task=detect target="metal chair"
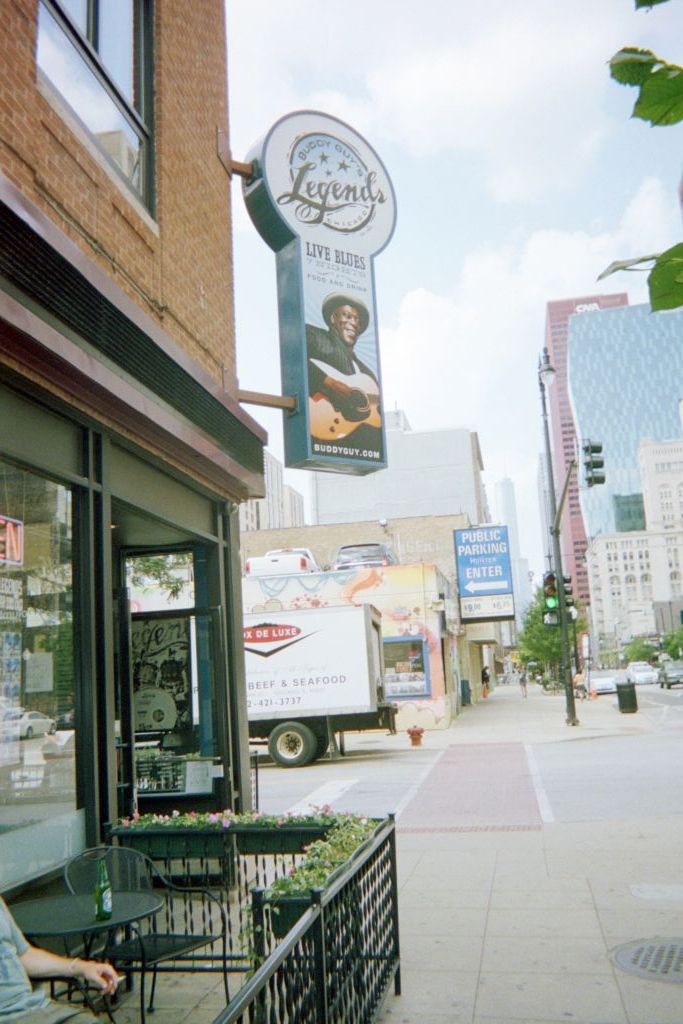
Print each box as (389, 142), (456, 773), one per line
(63, 846), (229, 1024)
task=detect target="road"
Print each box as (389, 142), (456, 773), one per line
(252, 683), (683, 827)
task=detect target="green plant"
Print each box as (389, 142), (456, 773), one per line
(117, 805), (363, 832)
(267, 816), (377, 900)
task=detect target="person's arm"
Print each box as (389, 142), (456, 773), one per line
(19, 946), (119, 995)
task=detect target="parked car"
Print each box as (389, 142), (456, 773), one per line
(625, 661), (658, 685)
(659, 661), (683, 689)
(332, 542), (398, 571)
(12, 710), (57, 739)
(590, 670), (619, 695)
(245, 548), (320, 577)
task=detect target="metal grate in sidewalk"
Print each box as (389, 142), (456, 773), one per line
(613, 939), (683, 982)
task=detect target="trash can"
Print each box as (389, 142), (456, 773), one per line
(460, 679), (471, 706)
(616, 681), (638, 714)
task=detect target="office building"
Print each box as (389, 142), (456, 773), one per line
(312, 412), (489, 527)
(493, 477), (532, 630)
(238, 452), (305, 532)
(568, 303), (683, 540)
(544, 293), (629, 606)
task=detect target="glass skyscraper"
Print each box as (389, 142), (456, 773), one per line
(568, 303), (683, 540)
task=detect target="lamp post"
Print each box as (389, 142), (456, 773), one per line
(538, 347), (578, 726)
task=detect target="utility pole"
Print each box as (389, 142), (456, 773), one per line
(538, 348), (579, 726)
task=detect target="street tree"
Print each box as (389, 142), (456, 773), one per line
(660, 626), (683, 659)
(623, 637), (658, 662)
(599, 0), (683, 310)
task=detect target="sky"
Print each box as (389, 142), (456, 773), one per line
(225, 0), (683, 580)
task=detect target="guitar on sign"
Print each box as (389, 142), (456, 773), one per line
(308, 358), (381, 440)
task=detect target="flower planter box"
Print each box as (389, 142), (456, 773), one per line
(232, 824), (332, 855)
(268, 896), (311, 939)
(111, 826), (234, 861)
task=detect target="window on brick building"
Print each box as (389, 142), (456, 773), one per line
(36, 0), (154, 211)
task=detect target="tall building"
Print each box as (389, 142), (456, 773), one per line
(493, 477), (532, 630)
(568, 304), (683, 539)
(312, 412), (489, 527)
(239, 451), (305, 531)
(585, 431), (683, 648)
(0, 1), (265, 891)
(544, 293), (629, 605)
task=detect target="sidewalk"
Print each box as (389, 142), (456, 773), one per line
(111, 684), (682, 1023)
(378, 683), (683, 1024)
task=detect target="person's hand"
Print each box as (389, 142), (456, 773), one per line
(78, 960), (120, 995)
(323, 376), (355, 398)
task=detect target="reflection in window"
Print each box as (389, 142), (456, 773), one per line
(36, 0), (153, 208)
(0, 460), (80, 889)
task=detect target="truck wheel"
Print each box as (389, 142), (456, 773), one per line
(268, 722), (317, 767)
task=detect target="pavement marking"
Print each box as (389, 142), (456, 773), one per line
(285, 778), (359, 815)
(631, 884), (683, 902)
(394, 749), (446, 821)
(524, 744), (554, 823)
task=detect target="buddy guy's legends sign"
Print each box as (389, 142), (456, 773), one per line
(243, 110), (396, 474)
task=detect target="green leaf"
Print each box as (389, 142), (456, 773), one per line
(648, 243), (683, 310)
(609, 47), (660, 85)
(635, 0), (673, 8)
(633, 64), (683, 124)
(597, 254), (660, 280)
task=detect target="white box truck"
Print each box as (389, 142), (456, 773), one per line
(243, 604), (396, 766)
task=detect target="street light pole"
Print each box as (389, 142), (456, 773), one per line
(538, 347), (579, 726)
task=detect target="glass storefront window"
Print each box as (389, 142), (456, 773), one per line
(383, 637), (430, 698)
(0, 461), (83, 889)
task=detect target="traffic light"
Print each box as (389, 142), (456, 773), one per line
(543, 572), (558, 610)
(583, 439), (605, 487)
(563, 575), (574, 607)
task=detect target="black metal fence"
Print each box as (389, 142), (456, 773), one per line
(211, 817), (401, 1024)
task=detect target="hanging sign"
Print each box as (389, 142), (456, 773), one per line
(454, 526), (516, 623)
(243, 110), (396, 474)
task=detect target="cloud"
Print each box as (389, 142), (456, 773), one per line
(228, 0), (683, 203)
(379, 176), (679, 564)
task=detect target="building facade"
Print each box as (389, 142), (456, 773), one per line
(568, 304), (683, 540)
(585, 432), (683, 651)
(493, 477), (532, 632)
(544, 293), (629, 606)
(311, 411), (489, 527)
(238, 451), (305, 532)
(0, 1), (265, 891)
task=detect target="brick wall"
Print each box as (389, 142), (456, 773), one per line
(239, 513), (472, 587)
(1, 0), (237, 390)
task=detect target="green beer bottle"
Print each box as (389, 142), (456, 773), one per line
(94, 857), (113, 921)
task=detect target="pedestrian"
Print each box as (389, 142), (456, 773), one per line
(0, 894), (119, 1022)
(481, 666), (489, 697)
(573, 669), (588, 701)
(519, 669), (528, 698)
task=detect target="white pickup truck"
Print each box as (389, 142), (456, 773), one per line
(244, 548), (319, 577)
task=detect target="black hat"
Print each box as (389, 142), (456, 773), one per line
(322, 293), (370, 336)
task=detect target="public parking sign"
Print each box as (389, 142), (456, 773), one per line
(454, 526), (515, 623)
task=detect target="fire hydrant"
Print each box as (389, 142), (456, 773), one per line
(407, 725), (424, 747)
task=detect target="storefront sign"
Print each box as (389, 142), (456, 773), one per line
(454, 526), (516, 623)
(243, 110), (396, 474)
(0, 515), (23, 566)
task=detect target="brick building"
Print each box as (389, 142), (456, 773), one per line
(0, 1), (265, 891)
